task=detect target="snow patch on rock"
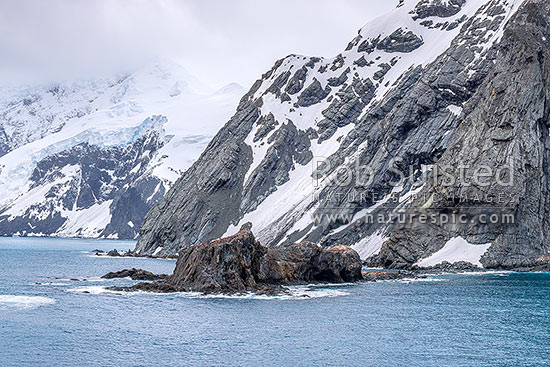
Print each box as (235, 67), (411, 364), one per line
(415, 236), (491, 267)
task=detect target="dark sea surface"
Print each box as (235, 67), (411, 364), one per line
(1, 237), (549, 367)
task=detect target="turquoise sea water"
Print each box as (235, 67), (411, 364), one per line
(1, 237), (550, 367)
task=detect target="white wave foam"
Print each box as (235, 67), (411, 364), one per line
(397, 277), (449, 283)
(54, 277), (109, 283)
(459, 271), (514, 276)
(187, 286), (350, 300)
(65, 285), (350, 300)
(306, 282), (356, 288)
(0, 295), (55, 309)
(87, 254), (176, 261)
(66, 286), (122, 295)
(375, 276), (449, 284)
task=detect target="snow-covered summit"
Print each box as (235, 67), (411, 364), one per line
(0, 59), (244, 238)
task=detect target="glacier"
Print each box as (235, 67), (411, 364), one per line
(0, 59), (244, 239)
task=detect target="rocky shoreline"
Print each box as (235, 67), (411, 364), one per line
(101, 268), (169, 281)
(104, 229), (366, 295)
(92, 249), (178, 259)
(100, 230), (550, 296)
(370, 260), (550, 274)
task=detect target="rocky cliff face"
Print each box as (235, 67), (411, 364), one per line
(375, 0), (550, 269)
(136, 0), (531, 269)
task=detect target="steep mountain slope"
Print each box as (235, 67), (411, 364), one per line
(0, 60), (244, 238)
(375, 0), (550, 268)
(136, 0), (529, 266)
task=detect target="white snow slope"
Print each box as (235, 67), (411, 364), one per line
(0, 59), (244, 238)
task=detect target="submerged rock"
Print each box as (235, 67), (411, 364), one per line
(114, 281), (178, 293)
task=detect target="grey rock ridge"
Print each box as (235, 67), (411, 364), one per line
(111, 230), (362, 294)
(135, 0), (550, 269)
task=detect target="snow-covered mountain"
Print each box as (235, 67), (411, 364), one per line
(136, 0), (550, 270)
(0, 59), (244, 238)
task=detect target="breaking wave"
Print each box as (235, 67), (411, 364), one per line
(0, 295), (56, 309)
(66, 284), (351, 300)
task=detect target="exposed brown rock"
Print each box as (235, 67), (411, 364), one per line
(170, 230), (266, 293)
(110, 230), (363, 294)
(260, 242), (362, 284)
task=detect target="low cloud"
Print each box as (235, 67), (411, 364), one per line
(0, 0), (395, 87)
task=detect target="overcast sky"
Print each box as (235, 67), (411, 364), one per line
(0, 0), (396, 89)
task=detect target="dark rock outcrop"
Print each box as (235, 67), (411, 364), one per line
(172, 230), (362, 293)
(261, 243), (362, 284)
(296, 79), (331, 107)
(106, 249), (121, 257)
(170, 230), (267, 292)
(101, 268), (169, 281)
(376, 29), (424, 53)
(117, 230), (362, 294)
(411, 0), (466, 20)
(373, 63), (392, 81)
(358, 37), (380, 54)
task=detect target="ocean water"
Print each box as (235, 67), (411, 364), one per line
(1, 237), (550, 367)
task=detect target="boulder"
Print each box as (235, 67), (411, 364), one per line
(260, 242), (362, 283)
(319, 245), (364, 282)
(170, 230), (266, 293)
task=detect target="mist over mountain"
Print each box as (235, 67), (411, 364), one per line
(0, 59), (244, 238)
